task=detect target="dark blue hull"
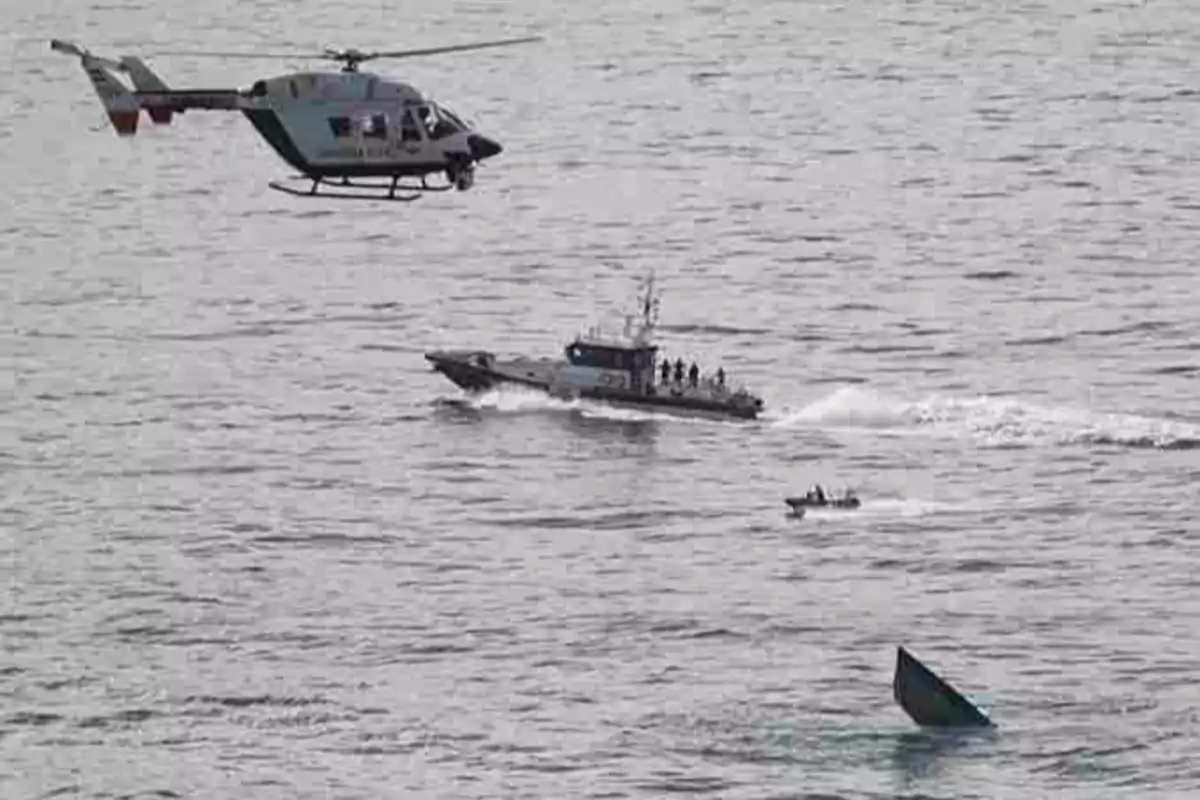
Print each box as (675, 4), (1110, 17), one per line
(892, 646), (993, 728)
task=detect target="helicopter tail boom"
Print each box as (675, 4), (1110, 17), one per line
(53, 39), (244, 136)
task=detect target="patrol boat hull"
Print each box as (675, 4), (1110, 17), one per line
(425, 272), (766, 422)
(425, 349), (763, 420)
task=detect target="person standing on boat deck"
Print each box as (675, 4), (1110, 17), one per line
(716, 367), (726, 390)
(673, 358), (685, 384)
(660, 358), (671, 385)
(688, 362), (699, 388)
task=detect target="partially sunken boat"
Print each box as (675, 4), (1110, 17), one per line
(424, 273), (765, 420)
(892, 646), (994, 728)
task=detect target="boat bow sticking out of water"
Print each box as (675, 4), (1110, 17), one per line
(893, 646), (994, 728)
(424, 273), (766, 420)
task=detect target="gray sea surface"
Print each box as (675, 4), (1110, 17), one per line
(3, 0), (1200, 797)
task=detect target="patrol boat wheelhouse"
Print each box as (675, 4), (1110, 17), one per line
(424, 274), (765, 420)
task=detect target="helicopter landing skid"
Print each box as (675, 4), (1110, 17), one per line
(267, 175), (455, 202)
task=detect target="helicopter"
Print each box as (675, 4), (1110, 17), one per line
(50, 35), (541, 201)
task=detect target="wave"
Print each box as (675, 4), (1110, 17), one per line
(432, 384), (1199, 451)
(769, 386), (1199, 451)
(433, 386), (732, 427)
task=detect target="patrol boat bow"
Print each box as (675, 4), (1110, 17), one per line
(424, 274), (765, 420)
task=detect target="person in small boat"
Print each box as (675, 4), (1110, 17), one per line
(674, 358), (685, 384)
(688, 362), (699, 387)
(808, 485), (826, 504)
(716, 367), (725, 390)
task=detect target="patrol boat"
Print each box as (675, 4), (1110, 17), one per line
(424, 273), (765, 420)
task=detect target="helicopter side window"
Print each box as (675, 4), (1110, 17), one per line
(327, 116), (352, 137)
(361, 113), (388, 140)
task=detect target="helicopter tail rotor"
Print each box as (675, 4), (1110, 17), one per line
(51, 39), (141, 133)
(50, 38), (88, 58)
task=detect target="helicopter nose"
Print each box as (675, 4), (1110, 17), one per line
(467, 134), (503, 161)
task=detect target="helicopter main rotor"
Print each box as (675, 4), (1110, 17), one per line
(159, 35), (542, 73)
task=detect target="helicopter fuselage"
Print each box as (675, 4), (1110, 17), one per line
(54, 38), (509, 199)
(234, 70), (501, 183)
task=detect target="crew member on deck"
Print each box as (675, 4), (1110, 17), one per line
(660, 359), (671, 384)
(674, 358), (685, 384)
(716, 367), (726, 389)
(688, 362), (699, 387)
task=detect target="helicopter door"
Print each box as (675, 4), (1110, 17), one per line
(356, 112), (389, 158)
(398, 109), (424, 156)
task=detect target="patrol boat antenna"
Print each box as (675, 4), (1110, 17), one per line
(624, 271), (661, 345)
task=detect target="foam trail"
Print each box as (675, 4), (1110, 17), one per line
(768, 386), (913, 430)
(916, 394), (1200, 450)
(574, 402), (749, 427)
(772, 385), (1200, 450)
(830, 496), (954, 518)
(444, 386), (738, 428)
(459, 386), (581, 414)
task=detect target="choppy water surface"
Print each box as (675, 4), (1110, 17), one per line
(3, 0), (1199, 797)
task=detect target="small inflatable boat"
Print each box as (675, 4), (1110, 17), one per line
(784, 486), (861, 511)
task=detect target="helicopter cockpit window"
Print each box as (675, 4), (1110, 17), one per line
(437, 105), (469, 132)
(424, 105), (461, 140)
